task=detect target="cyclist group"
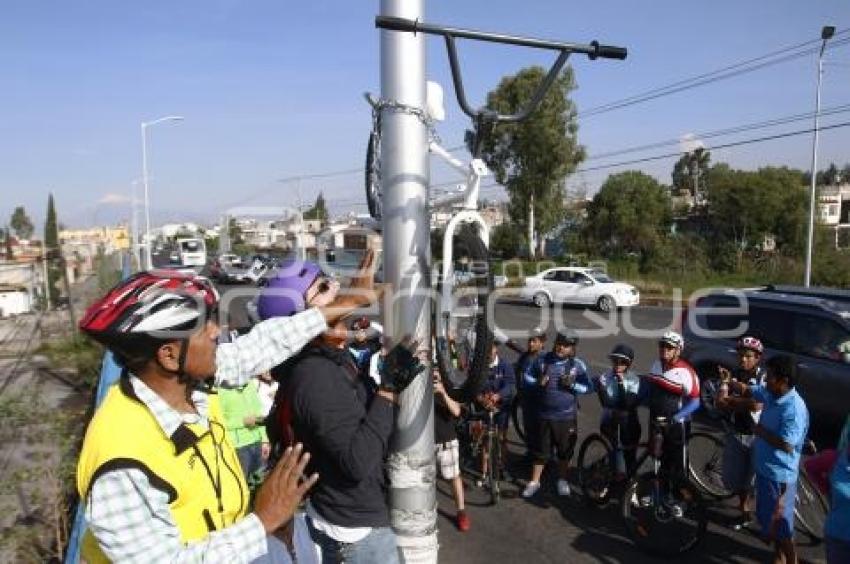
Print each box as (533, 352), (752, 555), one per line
(72, 250), (849, 563)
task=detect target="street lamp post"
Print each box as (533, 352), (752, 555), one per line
(141, 115), (184, 270)
(804, 26), (835, 287)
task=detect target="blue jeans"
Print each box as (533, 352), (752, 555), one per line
(306, 516), (399, 564)
(237, 442), (264, 481)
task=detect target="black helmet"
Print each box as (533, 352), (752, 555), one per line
(608, 343), (635, 364)
(554, 329), (579, 346)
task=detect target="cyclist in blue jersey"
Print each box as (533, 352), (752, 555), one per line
(513, 329), (547, 459)
(523, 330), (592, 498)
(593, 344), (642, 479)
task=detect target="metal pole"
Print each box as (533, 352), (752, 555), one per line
(380, 0), (438, 561)
(130, 180), (139, 271)
(804, 43), (826, 287)
(141, 123), (152, 270)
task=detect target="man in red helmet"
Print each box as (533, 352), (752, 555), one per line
(76, 251), (380, 563)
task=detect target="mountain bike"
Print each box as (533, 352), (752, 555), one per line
(577, 411), (640, 506)
(457, 407), (506, 505)
(367, 16), (626, 397)
(621, 416), (707, 557)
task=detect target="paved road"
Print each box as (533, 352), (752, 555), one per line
(210, 282), (826, 563)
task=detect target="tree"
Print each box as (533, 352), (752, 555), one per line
(10, 206), (34, 240)
(45, 194), (58, 248)
(303, 193), (329, 222)
(489, 223), (525, 259)
(671, 148), (711, 200)
(582, 171), (672, 259)
(43, 194), (62, 306)
(474, 66), (585, 258)
(1, 227), (12, 260)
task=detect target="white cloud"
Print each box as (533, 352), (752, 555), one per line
(678, 133), (705, 154)
(98, 193), (131, 205)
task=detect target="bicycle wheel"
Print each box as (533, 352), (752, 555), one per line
(687, 432), (735, 500)
(578, 433), (615, 506)
(434, 228), (493, 400)
(622, 473), (707, 557)
(489, 432), (502, 505)
(511, 396), (525, 442)
(794, 469), (828, 542)
(364, 130), (382, 220)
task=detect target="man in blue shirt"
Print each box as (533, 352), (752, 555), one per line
(523, 330), (592, 499)
(723, 354), (808, 564)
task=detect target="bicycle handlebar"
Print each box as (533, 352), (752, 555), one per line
(376, 17), (626, 59)
(375, 16), (627, 128)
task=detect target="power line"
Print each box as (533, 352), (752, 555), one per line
(579, 31), (850, 118)
(589, 103), (850, 160)
(576, 120), (850, 174)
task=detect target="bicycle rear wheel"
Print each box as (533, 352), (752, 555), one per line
(434, 228), (493, 400)
(687, 432), (735, 500)
(794, 469), (828, 542)
(578, 433), (615, 506)
(622, 473), (707, 557)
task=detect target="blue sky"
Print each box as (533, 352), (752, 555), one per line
(2, 1), (849, 231)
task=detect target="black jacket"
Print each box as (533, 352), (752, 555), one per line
(282, 344), (395, 528)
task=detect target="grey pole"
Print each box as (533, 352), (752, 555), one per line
(804, 27), (834, 287)
(379, 0), (438, 561)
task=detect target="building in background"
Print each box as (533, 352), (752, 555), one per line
(818, 183), (850, 248)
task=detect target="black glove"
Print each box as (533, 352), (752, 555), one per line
(379, 342), (426, 393)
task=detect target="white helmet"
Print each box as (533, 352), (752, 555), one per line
(659, 331), (684, 349)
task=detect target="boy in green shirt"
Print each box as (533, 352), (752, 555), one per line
(220, 378), (270, 483)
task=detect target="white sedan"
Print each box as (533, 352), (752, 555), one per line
(519, 267), (639, 312)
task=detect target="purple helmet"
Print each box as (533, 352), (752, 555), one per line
(257, 260), (323, 319)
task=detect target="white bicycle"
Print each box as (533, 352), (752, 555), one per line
(366, 16), (626, 396)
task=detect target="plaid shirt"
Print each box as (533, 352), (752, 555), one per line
(85, 309), (327, 563)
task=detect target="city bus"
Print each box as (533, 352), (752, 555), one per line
(176, 238), (207, 267)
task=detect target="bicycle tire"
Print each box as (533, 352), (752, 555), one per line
(794, 469), (828, 542)
(364, 130), (382, 220)
(511, 396), (525, 442)
(687, 432), (735, 500)
(622, 473), (707, 557)
(489, 432), (502, 505)
(434, 229), (494, 400)
(578, 433), (615, 506)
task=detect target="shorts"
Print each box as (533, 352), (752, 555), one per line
(722, 433), (755, 493)
(534, 418), (577, 462)
(755, 474), (797, 541)
(436, 439), (460, 480)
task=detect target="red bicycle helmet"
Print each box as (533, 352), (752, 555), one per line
(737, 335), (764, 354)
(79, 270), (219, 363)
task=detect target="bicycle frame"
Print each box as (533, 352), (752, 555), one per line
(430, 139), (490, 327)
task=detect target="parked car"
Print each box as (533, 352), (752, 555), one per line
(519, 266), (639, 311)
(682, 285), (850, 444)
(210, 254), (244, 281)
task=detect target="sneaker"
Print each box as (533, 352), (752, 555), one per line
(456, 510), (471, 532)
(522, 481), (541, 498)
(557, 479), (571, 497)
(664, 496), (684, 518)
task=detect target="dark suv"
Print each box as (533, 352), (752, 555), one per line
(683, 286), (850, 444)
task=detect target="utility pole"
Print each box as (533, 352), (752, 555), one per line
(380, 0), (438, 561)
(804, 26), (835, 287)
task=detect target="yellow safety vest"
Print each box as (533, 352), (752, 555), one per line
(77, 377), (249, 563)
